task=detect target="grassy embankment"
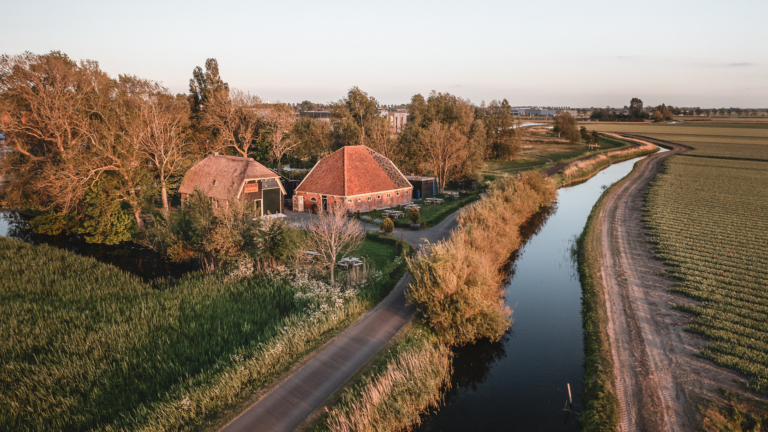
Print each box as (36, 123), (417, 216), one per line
(574, 161), (652, 431)
(311, 172), (557, 431)
(481, 136), (628, 177)
(0, 235), (408, 432)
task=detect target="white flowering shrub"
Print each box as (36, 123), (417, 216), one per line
(360, 215), (372, 222)
(373, 218), (383, 225)
(229, 257), (255, 278)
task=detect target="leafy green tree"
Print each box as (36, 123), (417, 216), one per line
(78, 176), (141, 244)
(629, 98), (645, 120)
(483, 99), (520, 160)
(381, 218), (394, 234)
(554, 111), (580, 144)
(329, 86), (380, 148)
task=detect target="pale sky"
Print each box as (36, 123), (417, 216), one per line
(5, 0), (767, 107)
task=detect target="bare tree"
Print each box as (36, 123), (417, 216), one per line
(304, 202), (365, 285)
(136, 86), (191, 219)
(367, 117), (401, 165)
(419, 121), (468, 193)
(205, 89), (262, 157)
(264, 103), (298, 172)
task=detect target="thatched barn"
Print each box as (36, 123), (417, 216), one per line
(179, 155), (285, 215)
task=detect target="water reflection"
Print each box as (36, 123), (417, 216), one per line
(417, 156), (649, 432)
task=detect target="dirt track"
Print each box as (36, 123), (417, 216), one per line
(592, 136), (745, 431)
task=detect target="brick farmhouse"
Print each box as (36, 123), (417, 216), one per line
(293, 145), (412, 213)
(179, 154), (285, 215)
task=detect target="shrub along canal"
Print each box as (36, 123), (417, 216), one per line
(415, 155), (653, 431)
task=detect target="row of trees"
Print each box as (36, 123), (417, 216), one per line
(0, 51), (528, 243)
(326, 88), (521, 192)
(0, 52), (327, 243)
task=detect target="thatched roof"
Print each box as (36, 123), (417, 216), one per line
(179, 155), (280, 200)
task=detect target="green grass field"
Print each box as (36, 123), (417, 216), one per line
(0, 235), (406, 432)
(360, 187), (485, 228)
(644, 157), (768, 395)
(481, 136), (629, 177)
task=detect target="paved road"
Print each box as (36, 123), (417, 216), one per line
(223, 139), (650, 431)
(220, 274), (415, 432)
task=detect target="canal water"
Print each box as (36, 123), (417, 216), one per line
(415, 155), (653, 431)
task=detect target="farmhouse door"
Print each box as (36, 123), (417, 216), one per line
(263, 188), (281, 215)
(254, 200), (262, 217)
(297, 196), (304, 212)
(322, 196), (328, 212)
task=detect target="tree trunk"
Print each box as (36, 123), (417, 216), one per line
(329, 262), (335, 285)
(161, 181), (170, 220)
(133, 208), (145, 231)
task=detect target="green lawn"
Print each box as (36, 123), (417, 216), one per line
(358, 187), (485, 228)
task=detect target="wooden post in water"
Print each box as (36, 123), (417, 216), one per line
(567, 383), (572, 407)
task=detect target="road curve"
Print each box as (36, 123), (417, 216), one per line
(220, 274), (415, 432)
(592, 135), (695, 431)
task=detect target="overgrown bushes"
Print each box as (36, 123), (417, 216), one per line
(406, 172), (557, 346)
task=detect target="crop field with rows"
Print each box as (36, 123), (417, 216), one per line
(644, 156), (768, 394)
(583, 122), (768, 160)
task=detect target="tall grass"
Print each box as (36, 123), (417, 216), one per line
(406, 172), (557, 346)
(0, 235), (408, 432)
(324, 327), (451, 432)
(562, 135), (658, 182)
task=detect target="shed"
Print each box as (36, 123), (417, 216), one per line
(406, 176), (435, 199)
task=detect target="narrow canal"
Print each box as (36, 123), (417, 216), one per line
(415, 155), (654, 431)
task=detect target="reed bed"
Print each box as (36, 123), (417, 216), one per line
(406, 172), (557, 346)
(561, 135), (658, 182)
(325, 328), (451, 432)
(0, 236), (407, 432)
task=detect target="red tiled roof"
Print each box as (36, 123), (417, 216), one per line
(297, 146), (411, 196)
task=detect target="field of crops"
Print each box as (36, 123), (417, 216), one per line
(644, 157), (768, 394)
(583, 122), (768, 160)
(0, 236), (406, 431)
(582, 123), (768, 139)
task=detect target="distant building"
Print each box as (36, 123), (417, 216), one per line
(299, 111), (331, 122)
(179, 154), (286, 216)
(293, 145), (412, 213)
(378, 109), (408, 133)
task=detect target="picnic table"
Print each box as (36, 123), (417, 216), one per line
(403, 203), (420, 210)
(424, 198), (444, 205)
(444, 191), (459, 199)
(338, 257), (363, 269)
(386, 211), (405, 219)
(302, 250), (319, 261)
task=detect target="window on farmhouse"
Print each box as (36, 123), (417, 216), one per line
(396, 192), (400, 196)
(387, 193), (391, 198)
(347, 199), (352, 203)
(405, 190), (409, 195)
(310, 197), (317, 202)
(377, 195), (381, 200)
(367, 197), (372, 201)
(358, 198), (362, 202)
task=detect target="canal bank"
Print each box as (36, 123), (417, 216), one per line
(412, 155), (655, 432)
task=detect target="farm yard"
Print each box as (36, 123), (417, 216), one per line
(644, 156), (768, 395)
